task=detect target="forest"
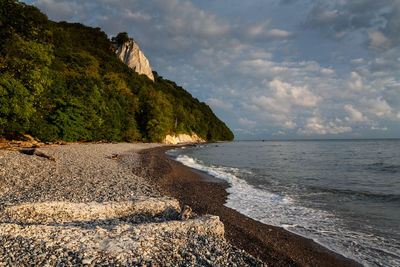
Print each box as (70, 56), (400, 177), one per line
(0, 0), (234, 142)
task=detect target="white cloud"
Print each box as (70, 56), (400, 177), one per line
(123, 10), (151, 22)
(304, 0), (400, 50)
(321, 68), (335, 75)
(298, 116), (352, 135)
(397, 112), (400, 119)
(320, 9), (339, 21)
(371, 126), (388, 131)
(248, 19), (270, 37)
(351, 58), (365, 64)
(234, 128), (254, 135)
(251, 96), (290, 114)
(362, 97), (392, 118)
(155, 0), (231, 38)
(269, 79), (321, 107)
(207, 98), (233, 110)
(347, 72), (363, 91)
(344, 104), (368, 122)
(238, 118), (257, 128)
(368, 30), (391, 50)
(283, 120), (297, 129)
(267, 29), (292, 38)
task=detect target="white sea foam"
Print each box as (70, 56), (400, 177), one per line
(172, 153), (400, 267)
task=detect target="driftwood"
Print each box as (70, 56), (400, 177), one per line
(20, 148), (56, 162)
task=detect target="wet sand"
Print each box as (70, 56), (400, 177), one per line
(134, 146), (362, 267)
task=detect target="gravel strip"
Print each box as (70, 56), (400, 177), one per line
(0, 143), (161, 205)
(0, 143), (264, 266)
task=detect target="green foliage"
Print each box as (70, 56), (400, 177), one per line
(0, 0), (234, 142)
(143, 90), (174, 142)
(0, 73), (33, 134)
(112, 32), (130, 45)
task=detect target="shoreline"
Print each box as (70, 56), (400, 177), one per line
(134, 145), (362, 267)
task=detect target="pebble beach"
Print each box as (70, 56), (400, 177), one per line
(0, 143), (262, 266)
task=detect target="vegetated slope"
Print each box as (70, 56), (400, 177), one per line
(0, 0), (234, 142)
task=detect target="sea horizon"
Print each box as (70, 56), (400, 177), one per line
(234, 137), (400, 142)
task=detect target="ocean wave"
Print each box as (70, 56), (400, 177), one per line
(366, 162), (400, 173)
(307, 186), (400, 203)
(171, 152), (400, 267)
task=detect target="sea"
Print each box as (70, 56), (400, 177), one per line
(167, 140), (400, 267)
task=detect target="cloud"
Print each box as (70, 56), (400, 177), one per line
(371, 126), (388, 131)
(238, 118), (257, 128)
(34, 0), (74, 20)
(344, 105), (368, 122)
(123, 10), (151, 22)
(249, 51), (273, 60)
(157, 0), (231, 38)
(303, 0), (400, 50)
(269, 79), (321, 107)
(368, 30), (391, 50)
(267, 29), (292, 38)
(250, 96), (290, 114)
(298, 116), (352, 135)
(246, 19), (292, 39)
(207, 98), (233, 110)
(248, 19), (270, 37)
(347, 72), (363, 91)
(351, 58), (365, 64)
(362, 97), (392, 117)
(282, 120), (297, 129)
(303, 3), (345, 39)
(321, 68), (335, 75)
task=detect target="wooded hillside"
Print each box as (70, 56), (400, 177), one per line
(0, 0), (234, 142)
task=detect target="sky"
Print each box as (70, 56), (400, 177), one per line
(22, 0), (400, 140)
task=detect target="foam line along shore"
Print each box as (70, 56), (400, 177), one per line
(166, 140), (400, 267)
(134, 145), (361, 267)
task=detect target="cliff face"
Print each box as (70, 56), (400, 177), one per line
(116, 39), (155, 81)
(164, 133), (206, 144)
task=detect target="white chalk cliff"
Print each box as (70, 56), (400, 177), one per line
(164, 133), (206, 144)
(115, 39), (154, 81)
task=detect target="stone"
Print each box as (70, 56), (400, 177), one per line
(109, 154), (119, 160)
(179, 205), (192, 221)
(82, 258), (92, 265)
(115, 39), (154, 81)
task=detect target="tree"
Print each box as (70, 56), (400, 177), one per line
(144, 90), (174, 142)
(112, 32), (129, 45)
(0, 74), (34, 134)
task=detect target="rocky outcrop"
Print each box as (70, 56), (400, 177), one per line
(3, 197), (181, 224)
(0, 199), (228, 265)
(164, 133), (206, 144)
(115, 39), (155, 81)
